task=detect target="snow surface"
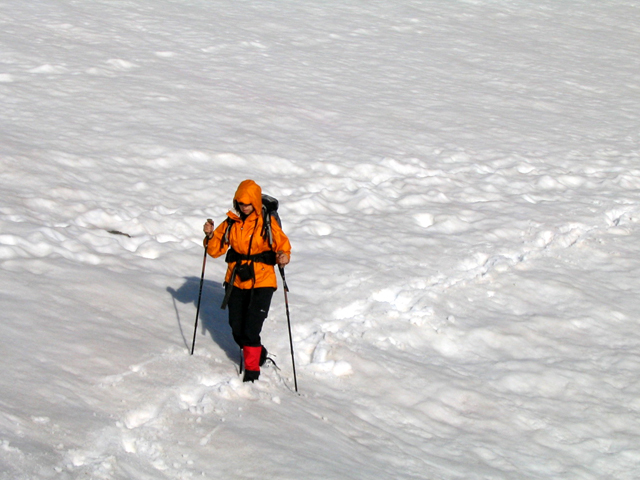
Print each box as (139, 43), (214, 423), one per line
(1, 0), (640, 478)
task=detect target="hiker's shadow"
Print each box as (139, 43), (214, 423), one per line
(167, 277), (239, 362)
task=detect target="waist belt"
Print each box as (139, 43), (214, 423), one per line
(224, 248), (276, 266)
(221, 248), (276, 310)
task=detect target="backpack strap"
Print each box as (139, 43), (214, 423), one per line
(220, 218), (260, 310)
(219, 217), (236, 310)
(261, 206), (274, 249)
(221, 217), (234, 248)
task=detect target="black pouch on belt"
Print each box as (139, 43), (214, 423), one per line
(235, 262), (254, 282)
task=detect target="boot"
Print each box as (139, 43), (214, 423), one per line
(243, 369), (260, 382)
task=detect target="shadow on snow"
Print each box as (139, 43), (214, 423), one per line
(167, 277), (239, 364)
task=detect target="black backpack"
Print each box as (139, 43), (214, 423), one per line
(260, 194), (281, 249)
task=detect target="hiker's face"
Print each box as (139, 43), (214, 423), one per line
(238, 202), (254, 215)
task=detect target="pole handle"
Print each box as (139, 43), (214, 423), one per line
(205, 219), (214, 239)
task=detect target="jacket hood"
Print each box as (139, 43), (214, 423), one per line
(233, 179), (262, 215)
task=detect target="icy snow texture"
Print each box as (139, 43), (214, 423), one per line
(1, 0), (640, 479)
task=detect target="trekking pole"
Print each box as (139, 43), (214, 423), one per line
(279, 265), (298, 392)
(191, 219), (213, 355)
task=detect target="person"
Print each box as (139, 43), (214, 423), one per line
(203, 179), (291, 382)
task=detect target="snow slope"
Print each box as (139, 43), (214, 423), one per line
(1, 0), (640, 478)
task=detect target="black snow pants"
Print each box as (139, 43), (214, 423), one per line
(226, 287), (275, 348)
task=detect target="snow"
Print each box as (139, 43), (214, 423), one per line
(1, 0), (640, 478)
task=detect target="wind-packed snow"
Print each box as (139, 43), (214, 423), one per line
(2, 0), (640, 478)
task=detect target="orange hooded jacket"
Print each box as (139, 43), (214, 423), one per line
(207, 180), (291, 290)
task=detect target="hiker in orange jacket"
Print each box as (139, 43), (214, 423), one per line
(203, 179), (291, 382)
